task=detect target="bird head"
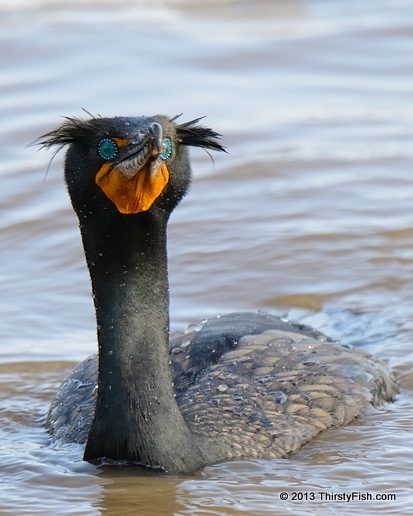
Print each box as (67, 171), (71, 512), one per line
(38, 114), (225, 216)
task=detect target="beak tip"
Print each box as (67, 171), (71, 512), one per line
(150, 122), (163, 154)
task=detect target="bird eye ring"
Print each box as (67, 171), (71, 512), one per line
(97, 138), (118, 161)
(160, 138), (172, 161)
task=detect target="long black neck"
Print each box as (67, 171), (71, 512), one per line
(80, 208), (205, 473)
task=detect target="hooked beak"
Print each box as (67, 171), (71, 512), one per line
(149, 122), (163, 157)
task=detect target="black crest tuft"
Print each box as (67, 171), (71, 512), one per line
(34, 116), (108, 150)
(35, 114), (226, 154)
(176, 117), (226, 153)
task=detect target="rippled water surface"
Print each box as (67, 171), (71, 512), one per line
(1, 0), (412, 514)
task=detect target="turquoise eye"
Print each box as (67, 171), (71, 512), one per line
(97, 138), (118, 161)
(160, 138), (172, 161)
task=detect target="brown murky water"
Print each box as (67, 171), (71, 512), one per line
(0, 0), (412, 514)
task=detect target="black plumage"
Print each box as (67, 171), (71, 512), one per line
(40, 115), (398, 474)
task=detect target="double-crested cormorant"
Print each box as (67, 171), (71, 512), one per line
(39, 115), (397, 474)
